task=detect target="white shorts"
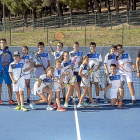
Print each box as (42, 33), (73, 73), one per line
(13, 80), (25, 92)
(24, 74), (31, 79)
(64, 75), (77, 85)
(110, 88), (119, 99)
(80, 77), (90, 87)
(33, 81), (46, 95)
(122, 73), (133, 83)
(52, 82), (60, 92)
(91, 71), (100, 83)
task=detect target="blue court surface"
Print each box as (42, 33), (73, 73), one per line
(0, 100), (140, 140)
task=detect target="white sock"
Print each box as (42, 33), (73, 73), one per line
(132, 96), (135, 100)
(96, 96), (99, 99)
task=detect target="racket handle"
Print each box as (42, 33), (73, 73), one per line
(73, 57), (77, 64)
(50, 41), (53, 44)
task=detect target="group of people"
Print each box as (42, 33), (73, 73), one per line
(0, 38), (139, 112)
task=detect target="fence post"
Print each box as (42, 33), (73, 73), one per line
(85, 24), (86, 46)
(95, 12), (96, 31)
(122, 24), (124, 46)
(55, 17), (56, 31)
(81, 17), (82, 30)
(13, 21), (14, 32)
(111, 12), (112, 30)
(129, 10), (130, 30)
(67, 15), (69, 30)
(47, 25), (48, 44)
(43, 19), (45, 31)
(10, 26), (11, 46)
(22, 19), (24, 32)
(33, 19), (34, 32)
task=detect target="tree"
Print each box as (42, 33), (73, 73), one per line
(0, 1), (3, 22)
(95, 0), (101, 13)
(4, 0), (28, 20)
(107, 0), (111, 13)
(59, 0), (87, 15)
(132, 0), (136, 10)
(23, 0), (42, 19)
(115, 0), (119, 12)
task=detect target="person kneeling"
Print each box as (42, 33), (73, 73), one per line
(102, 64), (124, 108)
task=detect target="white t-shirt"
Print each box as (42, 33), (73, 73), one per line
(53, 50), (64, 60)
(80, 64), (89, 75)
(85, 51), (102, 71)
(33, 51), (50, 78)
(69, 50), (83, 72)
(9, 61), (26, 81)
(104, 53), (117, 73)
(109, 72), (124, 88)
(117, 52), (132, 74)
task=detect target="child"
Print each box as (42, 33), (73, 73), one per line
(104, 45), (118, 103)
(48, 42), (65, 102)
(30, 67), (54, 110)
(69, 42), (83, 101)
(52, 60), (66, 111)
(86, 42), (102, 103)
(34, 42), (50, 79)
(9, 51), (33, 111)
(77, 56), (96, 107)
(61, 51), (81, 107)
(0, 38), (15, 104)
(102, 64), (124, 107)
(21, 46), (32, 104)
(117, 44), (136, 105)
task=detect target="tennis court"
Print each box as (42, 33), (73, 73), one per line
(1, 100), (140, 140)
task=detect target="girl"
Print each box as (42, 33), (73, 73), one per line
(52, 60), (66, 111)
(77, 56), (96, 107)
(61, 51), (81, 107)
(21, 46), (32, 104)
(30, 67), (54, 110)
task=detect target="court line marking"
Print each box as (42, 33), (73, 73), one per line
(73, 98), (81, 140)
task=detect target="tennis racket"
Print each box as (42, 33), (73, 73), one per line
(117, 61), (136, 73)
(50, 32), (65, 44)
(35, 78), (60, 91)
(0, 52), (11, 77)
(16, 66), (33, 82)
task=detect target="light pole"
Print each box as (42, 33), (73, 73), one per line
(3, 0), (6, 35)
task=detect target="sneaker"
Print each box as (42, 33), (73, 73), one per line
(83, 101), (89, 106)
(77, 103), (83, 108)
(115, 99), (119, 105)
(104, 98), (108, 104)
(64, 102), (69, 107)
(9, 99), (16, 104)
(132, 100), (137, 105)
(118, 102), (123, 108)
(0, 100), (2, 104)
(57, 106), (66, 112)
(86, 98), (90, 103)
(14, 105), (21, 110)
(21, 106), (28, 112)
(30, 102), (36, 110)
(52, 104), (57, 109)
(96, 98), (101, 103)
(46, 105), (54, 111)
(27, 99), (30, 104)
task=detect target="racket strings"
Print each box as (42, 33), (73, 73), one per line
(55, 32), (65, 40)
(1, 53), (11, 63)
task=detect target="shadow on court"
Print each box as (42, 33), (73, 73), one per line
(0, 100), (140, 140)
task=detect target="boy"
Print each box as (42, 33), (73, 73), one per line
(86, 42), (102, 103)
(104, 45), (118, 103)
(0, 38), (15, 104)
(48, 42), (64, 61)
(117, 44), (136, 105)
(69, 42), (83, 102)
(9, 51), (33, 111)
(34, 42), (50, 79)
(102, 64), (124, 107)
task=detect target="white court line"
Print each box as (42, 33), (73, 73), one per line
(73, 98), (81, 140)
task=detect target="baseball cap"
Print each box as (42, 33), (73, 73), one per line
(13, 51), (20, 56)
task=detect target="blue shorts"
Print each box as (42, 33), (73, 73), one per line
(0, 72), (12, 84)
(74, 72), (81, 83)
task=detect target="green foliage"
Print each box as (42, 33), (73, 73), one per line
(59, 0), (87, 8)
(4, 0), (27, 14)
